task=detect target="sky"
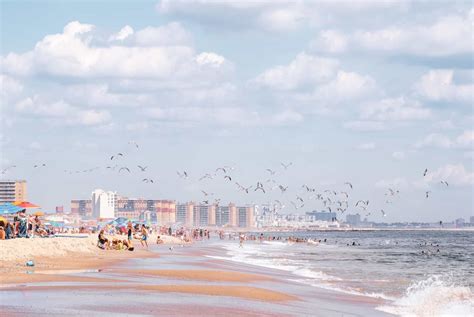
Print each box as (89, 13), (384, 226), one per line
(0, 0), (473, 222)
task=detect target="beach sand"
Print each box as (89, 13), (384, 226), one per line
(0, 237), (393, 316)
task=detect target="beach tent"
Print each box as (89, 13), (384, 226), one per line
(0, 203), (23, 214)
(14, 201), (40, 208)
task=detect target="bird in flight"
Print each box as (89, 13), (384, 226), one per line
(224, 175), (232, 182)
(266, 168), (276, 176)
(425, 191), (431, 198)
(278, 185), (288, 193)
(215, 167), (227, 174)
(142, 178), (154, 183)
(1, 165), (16, 174)
(440, 181), (449, 187)
(281, 162), (293, 170)
(344, 182), (353, 189)
(128, 141), (139, 149)
(137, 165), (147, 172)
(201, 190), (214, 196)
(423, 168), (428, 177)
(199, 173), (213, 181)
(33, 163), (46, 168)
(177, 171), (188, 179)
(255, 182), (266, 193)
(110, 153), (124, 160)
(380, 209), (386, 217)
(119, 167), (131, 173)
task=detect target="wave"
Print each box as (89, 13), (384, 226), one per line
(377, 275), (474, 316)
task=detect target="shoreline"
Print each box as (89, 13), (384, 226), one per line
(0, 237), (392, 316)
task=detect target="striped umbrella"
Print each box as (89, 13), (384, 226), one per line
(0, 203), (24, 214)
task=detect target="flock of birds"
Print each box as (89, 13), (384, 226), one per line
(0, 141), (451, 220)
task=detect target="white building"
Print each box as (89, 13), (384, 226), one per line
(91, 189), (116, 219)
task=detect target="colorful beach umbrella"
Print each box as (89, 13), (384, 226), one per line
(0, 203), (24, 214)
(33, 211), (45, 216)
(14, 201), (40, 208)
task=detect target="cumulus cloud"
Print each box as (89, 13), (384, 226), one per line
(14, 96), (111, 126)
(360, 97), (431, 121)
(310, 30), (348, 53)
(375, 177), (409, 189)
(0, 21), (231, 83)
(415, 130), (474, 150)
(252, 53), (339, 90)
(415, 70), (473, 103)
(424, 163), (474, 187)
(109, 25), (134, 41)
(343, 120), (385, 132)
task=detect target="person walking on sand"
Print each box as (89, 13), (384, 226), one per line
(239, 234), (244, 248)
(127, 221), (133, 244)
(140, 224), (148, 248)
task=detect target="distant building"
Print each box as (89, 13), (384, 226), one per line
(346, 213), (361, 226)
(470, 216), (474, 224)
(70, 199), (92, 217)
(306, 211), (337, 222)
(115, 199), (176, 224)
(92, 189), (116, 219)
(55, 206), (64, 213)
(0, 180), (27, 204)
(455, 218), (465, 228)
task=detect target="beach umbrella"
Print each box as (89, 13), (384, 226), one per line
(33, 211), (45, 216)
(14, 201), (40, 208)
(0, 216), (7, 223)
(0, 203), (23, 214)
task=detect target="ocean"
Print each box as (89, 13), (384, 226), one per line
(209, 230), (474, 316)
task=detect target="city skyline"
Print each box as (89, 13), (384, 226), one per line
(1, 1), (472, 222)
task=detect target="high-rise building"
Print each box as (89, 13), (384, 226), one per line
(176, 202), (194, 226)
(346, 213), (361, 226)
(55, 206), (64, 213)
(306, 211), (338, 222)
(70, 199), (92, 217)
(91, 189), (116, 219)
(237, 205), (255, 228)
(0, 180), (27, 204)
(115, 198), (176, 224)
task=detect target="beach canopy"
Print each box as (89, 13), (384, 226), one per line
(0, 216), (7, 223)
(33, 211), (45, 216)
(0, 203), (24, 214)
(14, 201), (40, 208)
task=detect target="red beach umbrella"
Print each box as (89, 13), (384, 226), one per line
(14, 201), (40, 208)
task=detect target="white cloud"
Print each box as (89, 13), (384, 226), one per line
(134, 22), (192, 46)
(415, 130), (473, 150)
(424, 163), (474, 187)
(257, 7), (306, 32)
(375, 177), (409, 189)
(312, 70), (375, 101)
(356, 142), (376, 151)
(361, 97), (431, 121)
(252, 53), (339, 90)
(14, 95), (111, 126)
(0, 74), (23, 104)
(310, 30), (348, 53)
(353, 10), (473, 56)
(0, 21), (231, 83)
(392, 151), (405, 160)
(109, 25), (134, 41)
(415, 70), (473, 103)
(415, 133), (452, 149)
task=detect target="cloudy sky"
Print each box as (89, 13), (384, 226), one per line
(1, 0), (472, 222)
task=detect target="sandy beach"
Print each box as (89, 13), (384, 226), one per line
(0, 235), (393, 316)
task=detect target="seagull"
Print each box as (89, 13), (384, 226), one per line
(1, 165), (16, 174)
(423, 168), (428, 177)
(266, 169), (276, 176)
(344, 182), (353, 189)
(137, 165), (148, 172)
(110, 153), (124, 160)
(33, 163), (46, 168)
(128, 141), (139, 149)
(278, 185), (288, 194)
(425, 191), (431, 198)
(224, 175), (232, 182)
(199, 173), (213, 181)
(290, 201), (303, 210)
(202, 200), (209, 205)
(214, 198), (221, 205)
(142, 178), (154, 183)
(296, 195), (304, 203)
(215, 167), (227, 174)
(327, 207), (332, 212)
(280, 162), (293, 170)
(255, 182), (266, 193)
(440, 181), (449, 187)
(243, 186), (252, 194)
(119, 167), (131, 173)
(177, 171), (188, 179)
(380, 209), (386, 217)
(201, 190), (214, 196)
(340, 192), (349, 198)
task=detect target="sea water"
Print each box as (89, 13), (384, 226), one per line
(211, 230), (474, 317)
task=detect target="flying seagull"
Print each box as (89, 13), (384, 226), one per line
(266, 169), (276, 176)
(142, 178), (154, 183)
(201, 190), (214, 196)
(425, 191), (431, 198)
(128, 141), (139, 149)
(440, 181), (449, 187)
(423, 168), (428, 177)
(137, 165), (148, 172)
(280, 162), (293, 170)
(255, 182), (266, 193)
(278, 185), (288, 193)
(344, 182), (353, 189)
(177, 171), (188, 179)
(224, 175), (232, 182)
(380, 209), (386, 217)
(119, 167), (131, 173)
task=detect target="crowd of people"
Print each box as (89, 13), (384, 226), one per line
(0, 209), (54, 240)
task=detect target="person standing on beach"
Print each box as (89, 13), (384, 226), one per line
(127, 221), (133, 244)
(239, 234), (244, 248)
(140, 224), (148, 248)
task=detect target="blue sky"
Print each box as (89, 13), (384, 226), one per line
(1, 0), (473, 222)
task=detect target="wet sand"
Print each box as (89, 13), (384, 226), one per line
(0, 240), (394, 316)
